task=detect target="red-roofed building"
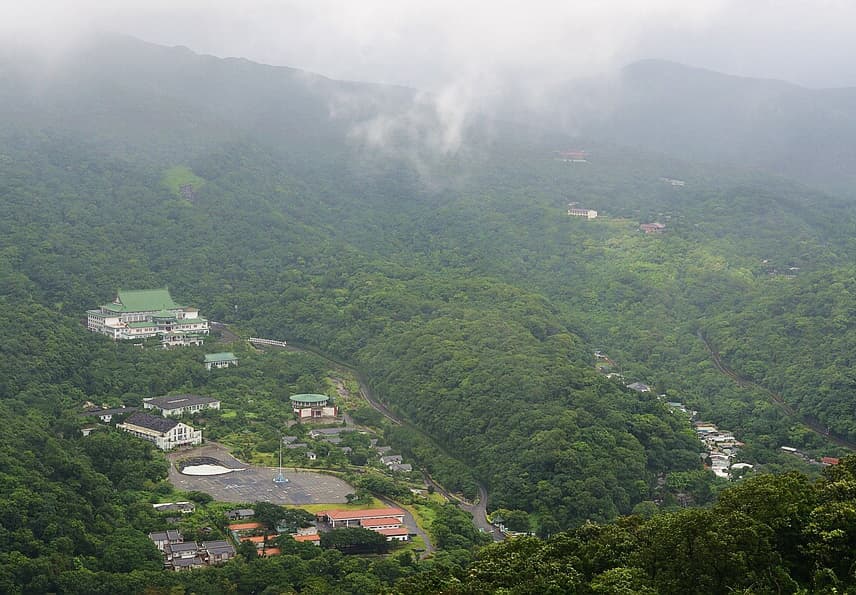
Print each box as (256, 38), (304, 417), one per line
(317, 508), (406, 528)
(376, 527), (410, 541)
(228, 522), (263, 533)
(293, 534), (321, 545)
(822, 457), (840, 465)
(359, 517), (404, 530)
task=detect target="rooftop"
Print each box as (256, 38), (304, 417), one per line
(228, 522), (263, 531)
(80, 406), (137, 418)
(204, 352), (238, 363)
(289, 394), (329, 404)
(145, 394), (220, 410)
(360, 517), (403, 527)
(124, 412), (180, 433)
(322, 508), (405, 521)
(376, 527), (410, 536)
(104, 288), (183, 313)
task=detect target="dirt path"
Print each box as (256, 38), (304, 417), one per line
(698, 331), (855, 451)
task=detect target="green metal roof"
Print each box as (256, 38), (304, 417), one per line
(204, 352), (238, 363)
(176, 317), (207, 324)
(153, 309), (176, 319)
(289, 394), (329, 404)
(103, 288), (183, 313)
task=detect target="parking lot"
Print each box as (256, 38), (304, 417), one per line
(167, 443), (353, 505)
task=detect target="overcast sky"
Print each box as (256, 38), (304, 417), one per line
(4, 1), (856, 90)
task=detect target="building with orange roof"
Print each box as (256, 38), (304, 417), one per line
(359, 517), (404, 530)
(293, 534), (321, 544)
(376, 527), (410, 541)
(228, 522), (263, 532)
(317, 508), (405, 528)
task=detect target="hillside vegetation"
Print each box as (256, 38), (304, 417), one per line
(2, 35), (856, 592)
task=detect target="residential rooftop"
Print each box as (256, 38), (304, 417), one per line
(144, 394), (219, 410)
(124, 412), (180, 433)
(204, 352), (238, 363)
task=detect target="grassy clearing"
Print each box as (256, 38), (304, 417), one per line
(162, 165), (205, 196)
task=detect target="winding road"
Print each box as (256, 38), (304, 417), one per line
(231, 329), (504, 542)
(699, 331), (855, 451)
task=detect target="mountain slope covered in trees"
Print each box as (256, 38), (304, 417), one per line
(2, 36), (856, 592)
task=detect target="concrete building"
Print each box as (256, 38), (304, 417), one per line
(567, 207), (598, 219)
(117, 412), (202, 450)
(317, 508), (406, 528)
(144, 394), (221, 417)
(204, 352), (238, 370)
(87, 288), (208, 347)
(289, 394), (337, 420)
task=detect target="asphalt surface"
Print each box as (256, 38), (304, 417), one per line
(168, 443), (353, 505)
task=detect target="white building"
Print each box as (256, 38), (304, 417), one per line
(144, 394), (221, 417)
(204, 352), (238, 370)
(117, 412), (202, 450)
(87, 288), (209, 347)
(567, 207), (598, 219)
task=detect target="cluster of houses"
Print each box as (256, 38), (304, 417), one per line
(316, 508), (410, 541)
(281, 427), (414, 473)
(228, 519), (320, 557)
(692, 421), (749, 479)
(148, 530), (236, 571)
(595, 351), (756, 481)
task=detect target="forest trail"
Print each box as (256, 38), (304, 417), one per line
(698, 331), (855, 451)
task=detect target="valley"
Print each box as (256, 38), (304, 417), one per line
(2, 33), (856, 593)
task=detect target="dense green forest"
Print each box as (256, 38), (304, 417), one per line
(3, 36), (856, 592)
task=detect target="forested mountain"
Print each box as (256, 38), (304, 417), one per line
(3, 34), (856, 592)
(521, 59), (856, 197)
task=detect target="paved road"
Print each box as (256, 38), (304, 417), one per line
(167, 443), (354, 505)
(699, 331), (855, 451)
(244, 333), (504, 541)
(379, 496), (435, 557)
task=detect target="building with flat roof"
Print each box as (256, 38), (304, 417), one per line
(290, 394), (337, 420)
(117, 412), (202, 450)
(317, 508), (406, 528)
(204, 352), (238, 370)
(87, 288), (208, 347)
(144, 394), (220, 417)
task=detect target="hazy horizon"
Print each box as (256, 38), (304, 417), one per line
(4, 1), (856, 92)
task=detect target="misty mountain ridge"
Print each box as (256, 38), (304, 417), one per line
(3, 35), (855, 197)
(572, 59), (856, 197)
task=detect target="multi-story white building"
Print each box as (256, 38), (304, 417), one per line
(87, 288), (209, 346)
(117, 412), (202, 450)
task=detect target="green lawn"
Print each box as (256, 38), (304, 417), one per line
(162, 165), (205, 197)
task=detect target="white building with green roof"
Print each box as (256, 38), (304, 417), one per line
(289, 394), (338, 420)
(204, 352), (238, 370)
(87, 288), (209, 346)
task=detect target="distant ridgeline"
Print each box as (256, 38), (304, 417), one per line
(1, 37), (856, 589)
